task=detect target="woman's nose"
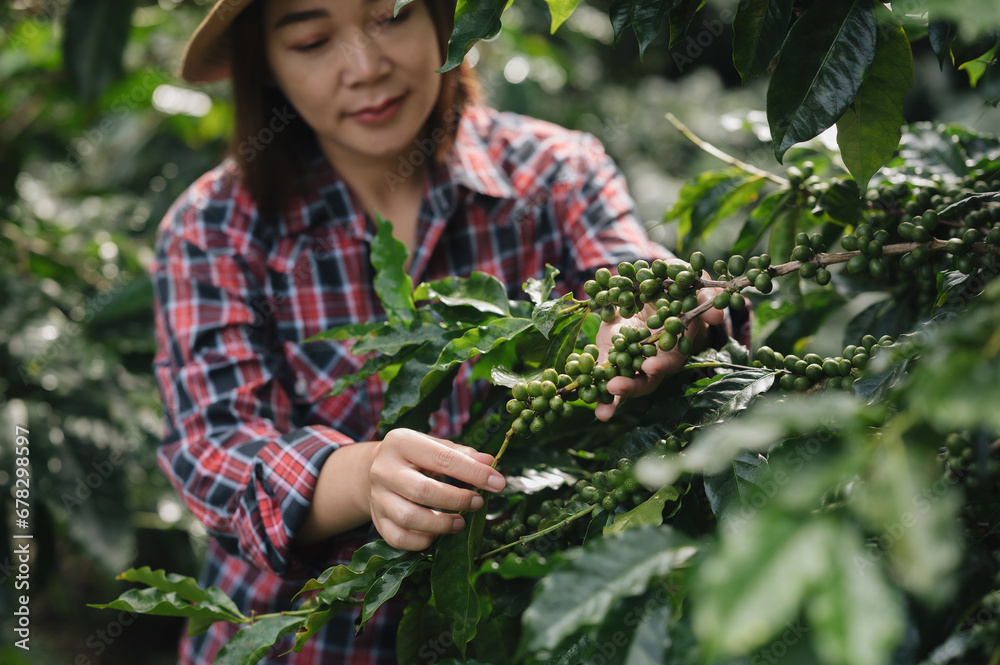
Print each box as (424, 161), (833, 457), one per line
(339, 28), (389, 85)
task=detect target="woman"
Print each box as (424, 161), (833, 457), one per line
(152, 0), (723, 661)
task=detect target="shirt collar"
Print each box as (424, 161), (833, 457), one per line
(294, 108), (517, 232)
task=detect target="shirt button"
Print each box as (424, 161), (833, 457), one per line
(295, 378), (308, 396)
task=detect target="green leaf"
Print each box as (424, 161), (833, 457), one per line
(431, 498), (487, 655)
(88, 587), (243, 623)
(531, 300), (563, 339)
(633, 0), (679, 58)
(329, 349), (412, 397)
(372, 213), (415, 326)
(928, 18), (956, 68)
(541, 309), (588, 375)
(523, 264), (560, 306)
(816, 179), (863, 222)
(544, 0), (583, 33)
(638, 393), (863, 487)
(352, 321), (447, 355)
(731, 189), (795, 256)
(434, 318), (533, 369)
(767, 202), (800, 266)
(623, 597), (672, 665)
(836, 7), (913, 192)
(298, 540), (409, 602)
(702, 449), (770, 518)
(806, 521), (905, 665)
(693, 513), (836, 657)
(685, 369), (776, 427)
(476, 552), (561, 580)
(666, 0), (706, 48)
(62, 0), (136, 104)
(288, 604), (343, 654)
(214, 614), (306, 665)
(440, 0), (506, 72)
(732, 0), (795, 84)
(380, 339), (458, 427)
(604, 485), (681, 536)
(359, 557), (427, 630)
(666, 170), (752, 252)
(521, 527), (697, 652)
(851, 443), (962, 604)
(304, 321), (385, 343)
(417, 271), (511, 316)
(767, 0), (878, 161)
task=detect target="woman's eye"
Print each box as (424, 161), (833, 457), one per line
(293, 38), (328, 53)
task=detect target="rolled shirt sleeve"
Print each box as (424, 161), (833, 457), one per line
(151, 200), (353, 577)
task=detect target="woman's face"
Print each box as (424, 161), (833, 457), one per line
(263, 0), (443, 170)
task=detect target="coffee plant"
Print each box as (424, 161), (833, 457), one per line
(94, 117), (1000, 664)
(90, 1), (1000, 664)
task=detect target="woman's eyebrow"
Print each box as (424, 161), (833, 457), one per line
(272, 8), (330, 29)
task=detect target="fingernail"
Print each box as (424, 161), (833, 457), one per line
(487, 473), (505, 491)
(453, 516), (465, 531)
(470, 494), (484, 510)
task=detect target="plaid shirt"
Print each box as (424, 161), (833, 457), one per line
(151, 106), (672, 664)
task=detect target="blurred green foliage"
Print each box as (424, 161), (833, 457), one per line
(0, 0), (998, 662)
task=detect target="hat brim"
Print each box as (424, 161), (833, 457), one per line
(180, 0), (256, 83)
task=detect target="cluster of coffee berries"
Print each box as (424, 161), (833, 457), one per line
(571, 459), (643, 512)
(583, 257), (708, 324)
(565, 344), (617, 405)
(715, 252), (775, 295)
(942, 430), (1000, 492)
(788, 233), (833, 285)
(507, 369), (576, 436)
(755, 334), (893, 392)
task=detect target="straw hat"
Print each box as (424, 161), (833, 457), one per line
(180, 0), (256, 83)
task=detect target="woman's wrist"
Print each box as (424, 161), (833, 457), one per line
(296, 441), (378, 545)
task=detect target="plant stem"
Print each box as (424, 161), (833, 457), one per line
(665, 113), (789, 187)
(479, 503), (598, 559)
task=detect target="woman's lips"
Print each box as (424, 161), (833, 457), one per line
(349, 95), (404, 125)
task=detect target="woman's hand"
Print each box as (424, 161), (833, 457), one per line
(300, 429), (505, 552)
(366, 430), (505, 550)
(594, 269), (724, 422)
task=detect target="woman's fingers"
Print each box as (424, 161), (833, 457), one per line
(383, 431), (505, 494)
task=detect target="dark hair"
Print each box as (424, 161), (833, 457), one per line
(228, 0), (480, 218)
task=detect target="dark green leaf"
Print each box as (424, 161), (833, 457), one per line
(288, 604), (345, 654)
(434, 318), (533, 369)
(836, 7), (913, 192)
(767, 203), (799, 266)
(62, 0), (136, 104)
(634, 0), (678, 58)
(372, 213), (415, 326)
(431, 499), (487, 655)
(702, 449), (769, 518)
(767, 0), (878, 161)
(531, 300), (564, 339)
(731, 189), (795, 256)
(604, 485), (681, 536)
(928, 18), (956, 69)
(816, 179), (863, 223)
(732, 0), (795, 84)
(666, 0), (706, 48)
(380, 338), (457, 427)
(359, 558), (427, 630)
(540, 309), (588, 375)
(523, 264), (560, 306)
(329, 349), (412, 397)
(440, 0), (506, 72)
(299, 540), (409, 602)
(214, 614), (306, 665)
(305, 321), (385, 343)
(521, 527), (696, 652)
(686, 369), (776, 427)
(416, 271), (511, 316)
(623, 595), (672, 665)
(476, 552), (561, 580)
(352, 322), (447, 355)
(88, 587), (243, 623)
(610, 0), (634, 41)
(665, 169), (745, 252)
